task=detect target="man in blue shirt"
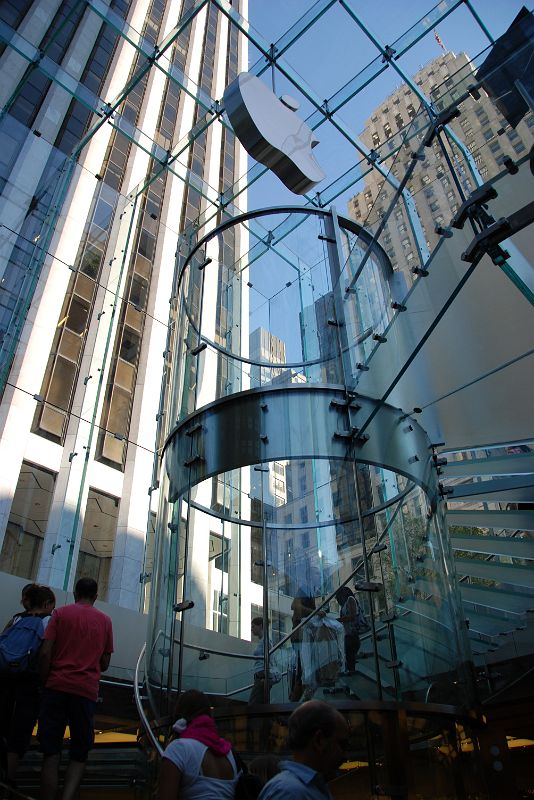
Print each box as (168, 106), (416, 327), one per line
(258, 701), (349, 800)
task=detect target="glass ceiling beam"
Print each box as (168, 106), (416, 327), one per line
(353, 233), (485, 438)
(72, 0), (210, 156)
(121, 0), (500, 276)
(0, 23), (106, 122)
(338, 0), (481, 192)
(2, 0), (89, 113)
(463, 0), (495, 45)
(87, 0), (220, 116)
(130, 0), (470, 213)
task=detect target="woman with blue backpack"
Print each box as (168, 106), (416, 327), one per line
(0, 583), (55, 789)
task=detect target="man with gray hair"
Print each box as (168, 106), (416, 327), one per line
(258, 700), (349, 800)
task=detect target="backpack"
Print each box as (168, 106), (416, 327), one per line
(232, 751), (262, 800)
(0, 615), (44, 673)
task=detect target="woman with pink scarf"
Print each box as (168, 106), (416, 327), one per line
(158, 690), (239, 799)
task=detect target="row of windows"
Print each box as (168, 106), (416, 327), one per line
(8, 0), (86, 128)
(97, 0), (191, 467)
(34, 0), (156, 449)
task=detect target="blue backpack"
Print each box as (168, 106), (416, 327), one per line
(0, 615), (44, 673)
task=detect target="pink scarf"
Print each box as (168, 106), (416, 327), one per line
(179, 715), (232, 755)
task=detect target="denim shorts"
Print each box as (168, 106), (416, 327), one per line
(38, 688), (97, 762)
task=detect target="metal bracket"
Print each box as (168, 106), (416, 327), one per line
(334, 427), (359, 440)
(422, 107), (461, 147)
(184, 454), (204, 467)
(451, 185), (498, 230)
(191, 342), (207, 356)
(380, 45), (397, 63)
(354, 581), (382, 592)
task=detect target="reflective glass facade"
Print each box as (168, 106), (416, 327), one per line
(0, 1), (533, 793)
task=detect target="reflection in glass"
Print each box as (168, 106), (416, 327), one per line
(0, 462), (56, 580)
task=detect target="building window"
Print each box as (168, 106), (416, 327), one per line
(209, 532), (229, 573)
(0, 463), (56, 580)
(513, 141), (526, 154)
(74, 488), (120, 602)
(212, 590), (229, 634)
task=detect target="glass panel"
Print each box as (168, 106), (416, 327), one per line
(0, 463), (56, 580)
(74, 488), (120, 602)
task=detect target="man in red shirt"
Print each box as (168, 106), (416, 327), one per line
(38, 577), (114, 800)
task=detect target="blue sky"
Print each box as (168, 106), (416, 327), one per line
(244, 0), (530, 212)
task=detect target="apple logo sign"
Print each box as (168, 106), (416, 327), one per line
(223, 72), (325, 195)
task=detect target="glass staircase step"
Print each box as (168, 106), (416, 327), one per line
(11, 744), (150, 797)
(451, 534), (534, 560)
(445, 475), (534, 503)
(459, 583), (534, 615)
(443, 451), (534, 478)
(454, 557), (534, 589)
(465, 611), (526, 637)
(447, 509), (534, 530)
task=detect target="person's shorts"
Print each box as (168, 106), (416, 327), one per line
(38, 688), (97, 762)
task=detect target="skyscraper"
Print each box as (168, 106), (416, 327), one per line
(0, 0), (248, 609)
(348, 51), (534, 283)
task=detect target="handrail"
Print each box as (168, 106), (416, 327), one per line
(0, 779), (37, 800)
(100, 676), (138, 689)
(134, 643), (164, 757)
(176, 640), (256, 660)
(481, 664), (534, 705)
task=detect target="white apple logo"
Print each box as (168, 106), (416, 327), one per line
(223, 72), (326, 195)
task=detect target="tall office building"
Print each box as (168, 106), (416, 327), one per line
(348, 51), (534, 282)
(0, 0), (248, 610)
